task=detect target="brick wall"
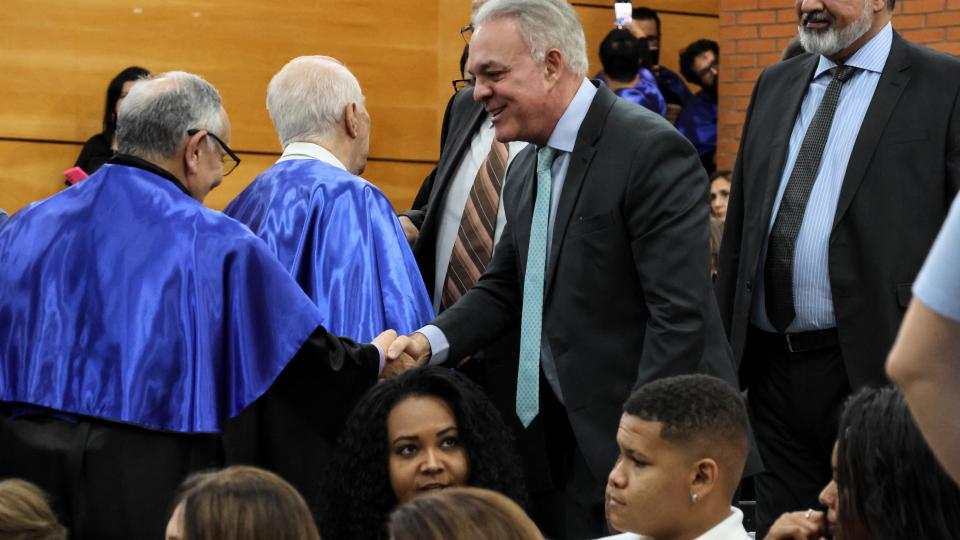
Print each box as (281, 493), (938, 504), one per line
(717, 0), (960, 170)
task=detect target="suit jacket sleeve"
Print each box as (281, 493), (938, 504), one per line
(627, 122), (713, 386)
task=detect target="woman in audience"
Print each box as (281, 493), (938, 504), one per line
(388, 487), (543, 540)
(73, 66), (150, 174)
(709, 170), (731, 278)
(0, 478), (67, 540)
(164, 465), (320, 540)
(765, 386), (960, 540)
(320, 366), (525, 540)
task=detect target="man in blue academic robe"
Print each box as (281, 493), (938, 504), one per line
(225, 56), (434, 343)
(0, 71), (412, 540)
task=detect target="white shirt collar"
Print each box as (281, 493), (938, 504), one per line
(815, 21), (893, 78)
(594, 507), (750, 540)
(277, 141), (347, 171)
(545, 78), (598, 153)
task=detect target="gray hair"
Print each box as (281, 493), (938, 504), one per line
(474, 0), (588, 78)
(116, 71), (224, 160)
(266, 56), (364, 147)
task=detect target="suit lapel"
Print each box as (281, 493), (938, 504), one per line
(429, 91), (488, 203)
(513, 149), (538, 274)
(543, 87), (612, 295)
(832, 33), (912, 230)
(758, 55), (819, 231)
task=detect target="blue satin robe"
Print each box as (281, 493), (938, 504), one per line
(595, 69), (668, 117)
(0, 164), (323, 433)
(224, 159), (434, 343)
(675, 90), (718, 159)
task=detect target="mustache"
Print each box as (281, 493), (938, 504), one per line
(802, 10), (835, 25)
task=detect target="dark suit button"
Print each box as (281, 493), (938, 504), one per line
(746, 280), (753, 292)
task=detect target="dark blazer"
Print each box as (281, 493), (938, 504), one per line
(433, 83), (738, 480)
(716, 33), (960, 388)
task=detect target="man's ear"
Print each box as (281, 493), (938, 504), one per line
(344, 103), (360, 139)
(544, 48), (563, 82)
(183, 131), (205, 176)
(689, 457), (719, 501)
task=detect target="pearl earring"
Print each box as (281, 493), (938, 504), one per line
(690, 493), (700, 504)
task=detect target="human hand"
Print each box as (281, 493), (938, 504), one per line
(387, 332), (431, 365)
(764, 510), (826, 540)
(398, 215), (419, 247)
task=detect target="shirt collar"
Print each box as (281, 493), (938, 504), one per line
(815, 21), (892, 78)
(694, 507), (748, 540)
(277, 141), (348, 171)
(545, 78), (598, 153)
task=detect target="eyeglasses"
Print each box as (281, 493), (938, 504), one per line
(697, 59), (719, 79)
(187, 128), (241, 176)
(452, 78), (473, 92)
(460, 23), (473, 43)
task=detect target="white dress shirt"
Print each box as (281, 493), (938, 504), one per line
(276, 141), (348, 169)
(432, 116), (527, 310)
(596, 507), (751, 540)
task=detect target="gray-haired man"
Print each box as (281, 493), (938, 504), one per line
(388, 0), (739, 536)
(0, 70), (412, 539)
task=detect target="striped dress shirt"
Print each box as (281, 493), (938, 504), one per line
(752, 23), (893, 333)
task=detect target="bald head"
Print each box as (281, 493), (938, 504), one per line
(267, 56), (365, 147)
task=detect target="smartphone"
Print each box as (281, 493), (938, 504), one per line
(64, 166), (89, 186)
(615, 0), (633, 27)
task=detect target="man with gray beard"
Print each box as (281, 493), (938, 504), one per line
(715, 0), (960, 534)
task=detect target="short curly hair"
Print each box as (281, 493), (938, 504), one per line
(679, 39), (719, 86)
(319, 367), (526, 540)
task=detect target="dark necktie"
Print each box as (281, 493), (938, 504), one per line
(764, 65), (858, 333)
(441, 139), (509, 310)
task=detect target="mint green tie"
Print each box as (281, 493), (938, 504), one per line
(516, 146), (557, 428)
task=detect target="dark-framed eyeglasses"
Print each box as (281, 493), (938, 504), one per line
(697, 59), (719, 79)
(460, 23), (473, 43)
(187, 128), (241, 176)
(452, 78), (473, 92)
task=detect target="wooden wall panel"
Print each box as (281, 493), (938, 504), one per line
(0, 0), (714, 216)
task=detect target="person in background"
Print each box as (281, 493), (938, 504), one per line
(599, 28), (667, 117)
(887, 195), (960, 487)
(600, 374), (751, 540)
(73, 66), (150, 174)
(628, 7), (692, 107)
(388, 487), (544, 540)
(320, 367), (525, 540)
(224, 56), (433, 342)
(0, 479), (67, 540)
(164, 466), (320, 540)
(676, 39), (719, 173)
(708, 171), (731, 279)
(765, 386), (960, 540)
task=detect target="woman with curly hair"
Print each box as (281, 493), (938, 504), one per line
(319, 366), (526, 540)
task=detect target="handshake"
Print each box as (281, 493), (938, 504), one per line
(371, 330), (433, 379)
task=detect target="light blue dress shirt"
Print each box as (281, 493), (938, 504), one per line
(914, 194), (960, 322)
(422, 79), (598, 402)
(751, 23), (893, 333)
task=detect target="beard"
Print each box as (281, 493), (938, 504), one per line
(797, 0), (873, 58)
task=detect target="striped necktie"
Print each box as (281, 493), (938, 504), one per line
(441, 139), (509, 309)
(516, 145), (557, 428)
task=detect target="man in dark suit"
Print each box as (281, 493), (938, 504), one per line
(716, 0), (960, 533)
(389, 0), (737, 537)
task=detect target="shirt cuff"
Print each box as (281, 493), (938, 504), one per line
(418, 325), (450, 366)
(372, 342), (386, 375)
